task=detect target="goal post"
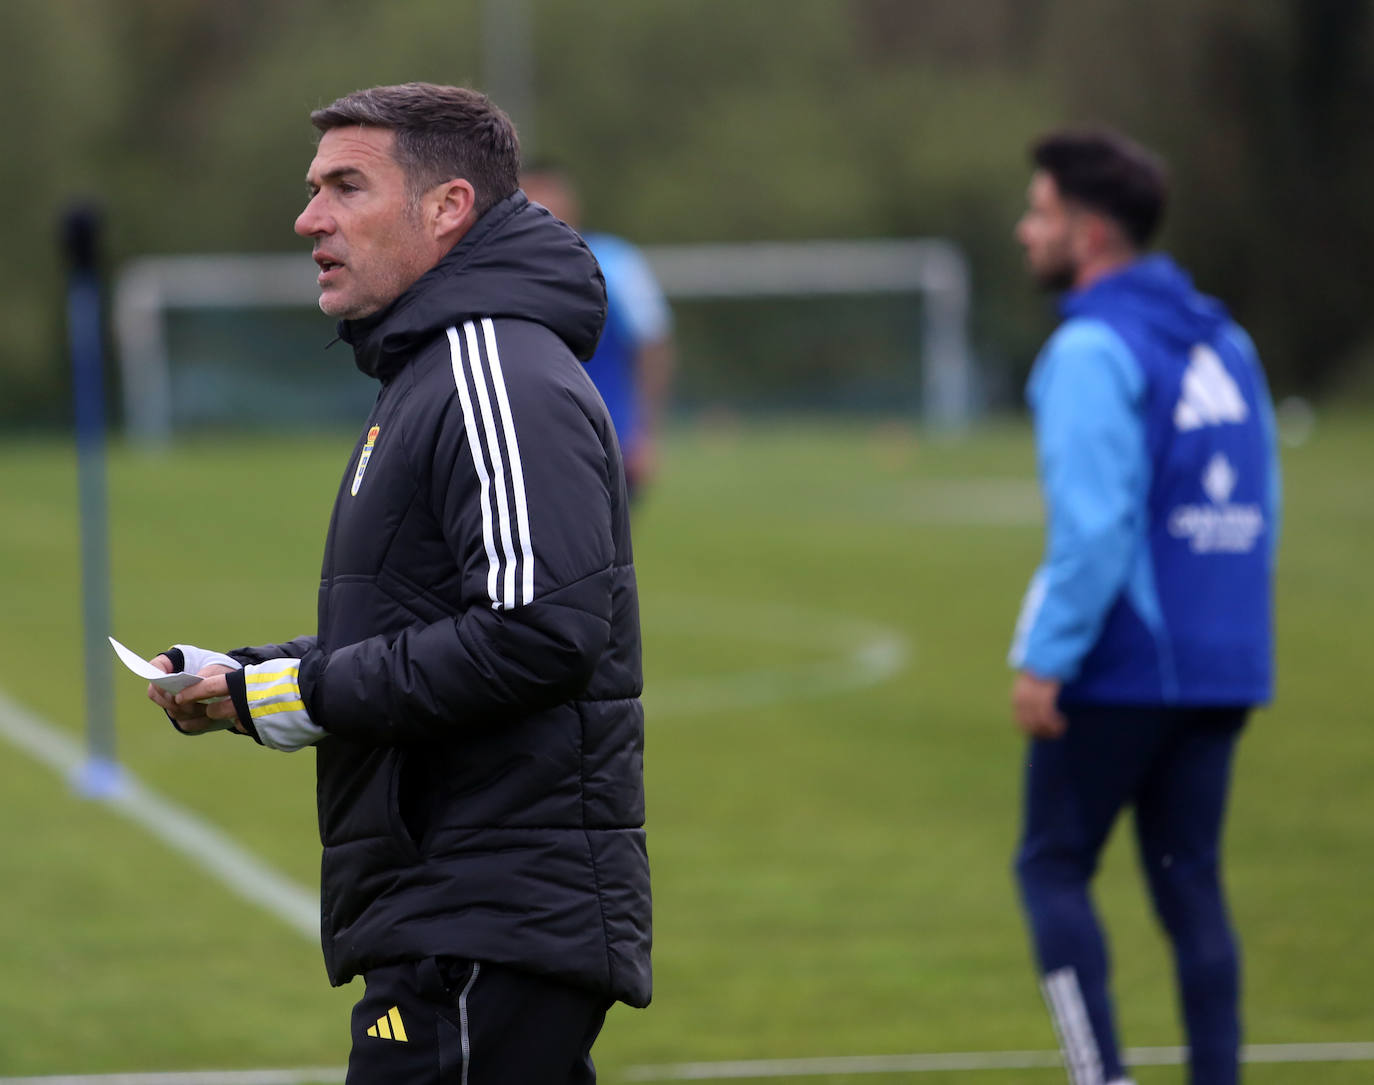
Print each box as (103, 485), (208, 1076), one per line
(114, 239), (974, 446)
(641, 239), (972, 429)
(115, 254), (326, 446)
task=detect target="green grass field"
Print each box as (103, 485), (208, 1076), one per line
(0, 413), (1369, 1083)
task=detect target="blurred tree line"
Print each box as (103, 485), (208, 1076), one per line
(3, 0), (1371, 427)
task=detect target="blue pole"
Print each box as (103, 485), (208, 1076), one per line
(63, 205), (121, 799)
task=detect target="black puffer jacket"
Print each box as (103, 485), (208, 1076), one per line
(230, 192), (651, 1007)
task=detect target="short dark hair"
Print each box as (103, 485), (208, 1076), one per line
(1030, 129), (1169, 248)
(311, 83), (520, 218)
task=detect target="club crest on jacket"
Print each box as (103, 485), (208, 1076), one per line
(351, 426), (380, 496)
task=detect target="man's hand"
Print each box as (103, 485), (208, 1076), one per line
(1012, 670), (1067, 739)
(146, 657), (243, 735)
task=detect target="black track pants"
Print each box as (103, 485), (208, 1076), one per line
(346, 957), (611, 1084)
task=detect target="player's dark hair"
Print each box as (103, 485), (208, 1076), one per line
(311, 83), (520, 218)
(1030, 129), (1168, 248)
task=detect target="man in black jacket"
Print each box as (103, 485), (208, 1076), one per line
(147, 83), (650, 1085)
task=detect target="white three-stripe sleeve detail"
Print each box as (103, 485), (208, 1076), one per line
(481, 317), (535, 605)
(448, 326), (503, 608)
(1009, 568), (1048, 667)
(463, 320), (520, 610)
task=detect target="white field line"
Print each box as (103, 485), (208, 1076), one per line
(623, 1042), (1374, 1080)
(0, 1044), (1371, 1085)
(645, 598), (909, 718)
(0, 686), (319, 941)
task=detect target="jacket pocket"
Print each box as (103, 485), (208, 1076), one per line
(389, 750), (428, 861)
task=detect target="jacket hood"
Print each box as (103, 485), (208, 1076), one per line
(338, 191), (607, 381)
(1061, 253), (1231, 349)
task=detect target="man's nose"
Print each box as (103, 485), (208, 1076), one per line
(295, 195), (332, 238)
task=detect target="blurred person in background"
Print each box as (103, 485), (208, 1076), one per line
(521, 161), (675, 498)
(146, 83), (650, 1084)
(1007, 129), (1280, 1085)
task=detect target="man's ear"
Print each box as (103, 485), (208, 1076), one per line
(432, 179), (477, 242)
(1081, 210), (1130, 261)
(1070, 209), (1110, 263)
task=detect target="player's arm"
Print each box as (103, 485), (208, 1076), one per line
(176, 330), (621, 749)
(227, 635), (318, 665)
(160, 637), (325, 748)
(626, 337), (675, 486)
(303, 333), (617, 744)
(1009, 319), (1147, 685)
(616, 244), (674, 484)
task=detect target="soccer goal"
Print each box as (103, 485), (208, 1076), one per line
(113, 239), (974, 445)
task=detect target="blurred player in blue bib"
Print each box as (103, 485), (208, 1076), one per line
(1008, 129), (1280, 1085)
(522, 163), (675, 498)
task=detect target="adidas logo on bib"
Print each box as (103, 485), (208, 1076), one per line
(1174, 344), (1248, 431)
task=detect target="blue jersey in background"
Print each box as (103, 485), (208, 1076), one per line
(1009, 254), (1280, 707)
(582, 233), (672, 456)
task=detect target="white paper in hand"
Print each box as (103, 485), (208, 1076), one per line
(108, 636), (206, 695)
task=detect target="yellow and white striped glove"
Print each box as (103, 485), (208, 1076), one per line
(224, 658), (326, 752)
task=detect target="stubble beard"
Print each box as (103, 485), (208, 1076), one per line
(1029, 248), (1079, 294)
(317, 257), (417, 321)
(318, 293), (374, 321)
(319, 290), (379, 321)
(317, 204), (430, 320)
(1034, 263), (1077, 293)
